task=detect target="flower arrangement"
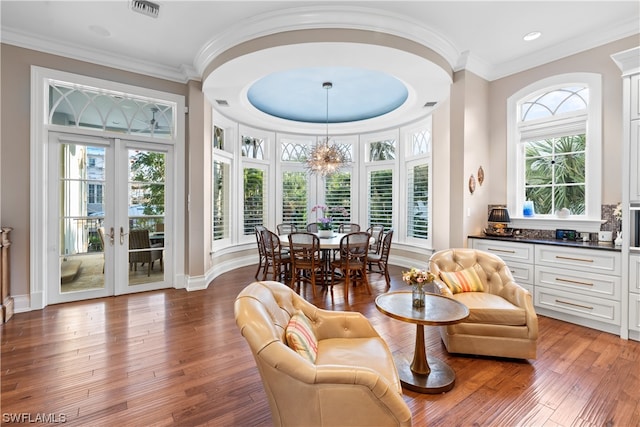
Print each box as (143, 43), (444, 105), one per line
(614, 202), (622, 222)
(402, 267), (436, 286)
(403, 267), (436, 308)
(311, 205), (349, 230)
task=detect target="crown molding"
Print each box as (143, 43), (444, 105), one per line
(483, 16), (640, 81)
(1, 27), (199, 83)
(193, 5), (461, 78)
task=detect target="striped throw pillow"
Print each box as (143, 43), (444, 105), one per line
(440, 267), (484, 294)
(285, 311), (318, 363)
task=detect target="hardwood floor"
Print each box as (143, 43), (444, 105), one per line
(2, 264), (639, 426)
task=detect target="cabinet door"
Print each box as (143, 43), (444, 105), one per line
(629, 293), (640, 332)
(631, 254), (640, 293)
(631, 74), (640, 120)
(631, 120), (640, 201)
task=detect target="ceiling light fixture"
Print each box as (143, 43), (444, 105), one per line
(523, 31), (542, 41)
(305, 82), (346, 177)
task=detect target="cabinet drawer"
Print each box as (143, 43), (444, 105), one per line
(506, 261), (534, 286)
(631, 254), (640, 293)
(469, 239), (534, 264)
(535, 246), (621, 275)
(535, 266), (620, 300)
(535, 287), (620, 325)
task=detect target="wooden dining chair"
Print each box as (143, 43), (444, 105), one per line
(306, 223), (318, 232)
(254, 225), (267, 280)
(330, 232), (372, 303)
(338, 223), (361, 233)
(261, 228), (291, 282)
(366, 224), (385, 254)
(367, 229), (394, 288)
(276, 223), (297, 235)
(288, 232), (322, 297)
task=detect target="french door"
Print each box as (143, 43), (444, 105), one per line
(47, 132), (173, 304)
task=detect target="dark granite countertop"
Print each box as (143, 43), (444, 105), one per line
(468, 234), (621, 252)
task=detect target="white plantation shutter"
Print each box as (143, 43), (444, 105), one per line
(407, 163), (429, 239)
(325, 171), (352, 227)
(282, 171), (309, 229)
(243, 167), (266, 235)
(368, 169), (393, 229)
(213, 160), (230, 241)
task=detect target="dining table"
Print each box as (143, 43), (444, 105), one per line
(279, 232), (345, 283)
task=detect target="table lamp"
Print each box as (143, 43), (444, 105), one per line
(486, 207), (512, 236)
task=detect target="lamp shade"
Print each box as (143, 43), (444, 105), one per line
(488, 207), (511, 223)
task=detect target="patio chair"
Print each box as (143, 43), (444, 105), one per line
(128, 229), (163, 277)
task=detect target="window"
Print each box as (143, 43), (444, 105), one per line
(243, 167), (266, 235)
(213, 159), (230, 241)
(325, 171), (352, 227)
(242, 135), (265, 159)
(88, 184), (103, 204)
(407, 163), (429, 238)
(410, 128), (431, 156)
(368, 138), (396, 161)
(48, 81), (176, 139)
(368, 168), (393, 230)
(282, 171), (308, 229)
(507, 73), (601, 228)
(213, 126), (224, 150)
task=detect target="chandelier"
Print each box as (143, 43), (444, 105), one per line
(305, 82), (346, 177)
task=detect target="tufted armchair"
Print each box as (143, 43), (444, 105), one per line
(234, 281), (412, 427)
(429, 248), (538, 359)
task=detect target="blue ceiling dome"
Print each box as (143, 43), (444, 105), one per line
(247, 67), (408, 123)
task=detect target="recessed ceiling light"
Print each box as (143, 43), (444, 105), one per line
(89, 25), (111, 37)
(523, 31), (541, 41)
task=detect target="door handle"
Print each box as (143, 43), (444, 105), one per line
(108, 227), (115, 246)
(120, 226), (128, 245)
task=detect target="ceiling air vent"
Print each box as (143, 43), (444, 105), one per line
(424, 101), (437, 108)
(216, 100), (229, 107)
(130, 0), (160, 18)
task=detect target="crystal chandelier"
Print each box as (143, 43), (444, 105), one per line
(306, 82), (346, 177)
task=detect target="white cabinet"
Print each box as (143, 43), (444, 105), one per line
(534, 246), (621, 331)
(469, 238), (534, 294)
(613, 46), (640, 341)
(631, 73), (640, 120)
(468, 237), (623, 335)
(630, 119), (640, 201)
(535, 245), (621, 276)
(630, 255), (640, 336)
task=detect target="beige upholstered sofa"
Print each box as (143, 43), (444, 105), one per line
(234, 281), (412, 427)
(429, 249), (538, 359)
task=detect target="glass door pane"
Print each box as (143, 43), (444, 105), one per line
(57, 142), (110, 298)
(127, 149), (166, 287)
